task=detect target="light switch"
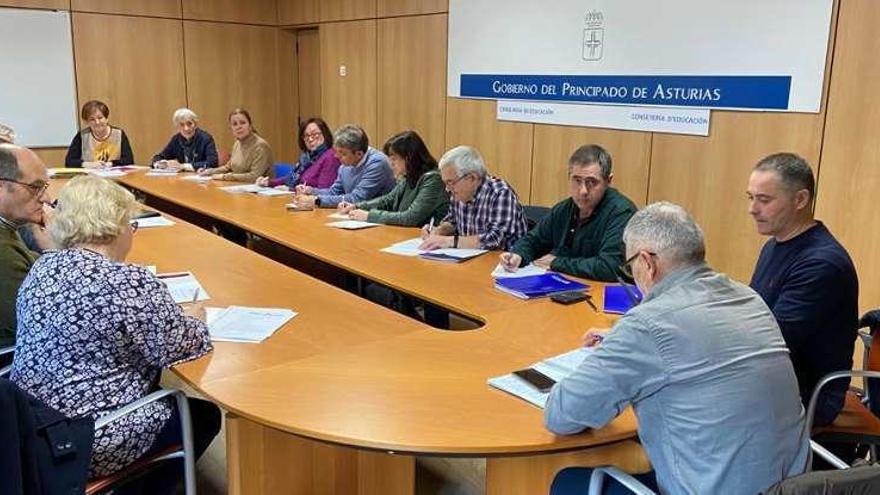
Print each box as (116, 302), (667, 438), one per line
(339, 65), (347, 77)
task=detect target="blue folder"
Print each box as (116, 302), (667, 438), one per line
(603, 284), (643, 314)
(495, 273), (588, 299)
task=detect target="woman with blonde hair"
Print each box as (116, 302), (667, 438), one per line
(199, 108), (272, 182)
(10, 175), (219, 493)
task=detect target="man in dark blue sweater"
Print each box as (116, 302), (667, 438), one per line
(747, 152), (858, 426)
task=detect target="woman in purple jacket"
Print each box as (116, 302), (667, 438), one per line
(256, 117), (340, 190)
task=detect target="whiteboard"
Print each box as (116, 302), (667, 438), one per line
(0, 8), (78, 147)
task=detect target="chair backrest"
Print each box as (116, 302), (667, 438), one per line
(763, 464), (880, 494)
(273, 162), (294, 179)
(523, 205), (551, 231)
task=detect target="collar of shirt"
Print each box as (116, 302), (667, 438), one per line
(642, 262), (712, 303)
(0, 214), (20, 231)
(355, 148), (371, 168)
(465, 176), (489, 205)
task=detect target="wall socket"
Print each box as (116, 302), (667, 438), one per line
(339, 65), (347, 77)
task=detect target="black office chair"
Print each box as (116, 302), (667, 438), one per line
(523, 205), (551, 230)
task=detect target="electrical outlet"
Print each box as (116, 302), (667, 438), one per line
(339, 65), (347, 77)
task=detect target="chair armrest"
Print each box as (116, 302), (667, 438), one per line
(588, 466), (656, 495)
(95, 389), (183, 430)
(0, 345), (14, 357)
(810, 440), (849, 470)
(805, 370), (880, 430)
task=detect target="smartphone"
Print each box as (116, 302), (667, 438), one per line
(550, 291), (588, 305)
(513, 367), (556, 393)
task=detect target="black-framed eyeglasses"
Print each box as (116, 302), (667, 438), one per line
(0, 178), (49, 197)
(620, 250), (658, 279)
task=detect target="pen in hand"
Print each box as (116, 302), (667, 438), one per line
(191, 287), (200, 304)
(585, 294), (598, 313)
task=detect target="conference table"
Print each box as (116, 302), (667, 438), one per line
(70, 170), (648, 494)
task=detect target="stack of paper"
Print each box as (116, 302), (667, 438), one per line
(326, 220), (380, 230)
(380, 238), (488, 262)
(146, 169), (179, 177)
(207, 306), (297, 343)
(89, 169), (127, 178)
(135, 216), (175, 228)
(257, 188), (293, 196)
(487, 347), (594, 408)
(219, 184), (265, 193)
(157, 272), (210, 303)
(491, 263), (547, 278)
(180, 175), (212, 182)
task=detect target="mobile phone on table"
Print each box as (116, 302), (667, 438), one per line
(513, 367), (556, 393)
(550, 291), (588, 305)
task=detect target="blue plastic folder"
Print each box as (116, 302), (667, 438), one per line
(494, 273), (588, 299)
(603, 284), (644, 314)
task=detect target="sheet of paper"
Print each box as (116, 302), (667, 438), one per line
(533, 347), (594, 381)
(487, 374), (549, 409)
(219, 184), (264, 193)
(134, 216), (175, 228)
(429, 248), (487, 259)
(326, 220), (380, 230)
(156, 272), (210, 303)
(491, 263), (547, 278)
(327, 212), (349, 219)
(380, 237), (425, 256)
(146, 170), (179, 177)
(180, 175), (212, 182)
(143, 265), (157, 274)
(110, 165), (147, 171)
(208, 306), (297, 343)
(257, 188), (293, 197)
(89, 169), (127, 178)
(205, 307), (225, 326)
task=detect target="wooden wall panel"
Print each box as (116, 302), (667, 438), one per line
(378, 0), (447, 17)
(445, 98), (533, 202)
(377, 14), (447, 156)
(296, 28), (322, 125)
(320, 0), (376, 23)
(33, 148), (69, 167)
(648, 111), (826, 282)
(320, 20), (378, 141)
(278, 0), (318, 25)
(816, 0), (880, 311)
(0, 0), (68, 9)
(71, 0), (180, 18)
(182, 0), (277, 25)
(277, 28), (299, 164)
(72, 13), (187, 166)
(184, 21), (282, 161)
(530, 126), (651, 208)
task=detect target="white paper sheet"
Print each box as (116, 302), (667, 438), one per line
(134, 216), (175, 228)
(208, 306), (297, 343)
(491, 263), (547, 278)
(156, 272), (210, 303)
(326, 220), (380, 230)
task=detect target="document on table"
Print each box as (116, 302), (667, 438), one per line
(156, 272), (210, 303)
(326, 220), (380, 230)
(207, 306), (297, 343)
(146, 170), (179, 176)
(219, 184), (264, 193)
(327, 212), (349, 219)
(89, 169), (127, 178)
(487, 347), (594, 408)
(380, 237), (424, 256)
(380, 238), (487, 261)
(134, 216), (175, 228)
(180, 175), (212, 182)
(491, 263), (547, 278)
(257, 188), (293, 196)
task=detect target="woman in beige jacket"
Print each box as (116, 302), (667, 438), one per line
(199, 108), (273, 182)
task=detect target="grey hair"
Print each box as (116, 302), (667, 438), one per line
(623, 201), (705, 267)
(438, 145), (488, 179)
(333, 124), (369, 153)
(172, 108), (198, 124)
(0, 145), (20, 181)
(754, 152), (815, 203)
(569, 144), (612, 180)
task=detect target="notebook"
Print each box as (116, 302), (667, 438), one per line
(602, 284), (643, 314)
(494, 273), (588, 299)
(487, 347), (594, 408)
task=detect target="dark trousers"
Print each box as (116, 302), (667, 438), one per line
(115, 397), (221, 495)
(550, 467), (658, 495)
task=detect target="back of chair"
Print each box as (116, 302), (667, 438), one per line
(273, 162), (294, 179)
(861, 310), (880, 416)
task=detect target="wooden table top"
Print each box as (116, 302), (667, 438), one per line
(68, 172), (638, 455)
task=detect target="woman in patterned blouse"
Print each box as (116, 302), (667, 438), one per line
(10, 175), (219, 492)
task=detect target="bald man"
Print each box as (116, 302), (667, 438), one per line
(0, 144), (51, 354)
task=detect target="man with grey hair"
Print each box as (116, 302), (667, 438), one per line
(499, 144), (636, 280)
(0, 144), (52, 359)
(420, 145), (527, 250)
(151, 107), (218, 171)
(545, 202), (809, 495)
(295, 124), (394, 208)
(747, 152), (858, 427)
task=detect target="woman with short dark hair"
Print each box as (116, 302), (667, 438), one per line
(65, 100), (134, 169)
(257, 117), (340, 190)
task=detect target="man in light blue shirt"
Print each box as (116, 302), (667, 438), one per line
(546, 202), (809, 495)
(295, 124), (394, 208)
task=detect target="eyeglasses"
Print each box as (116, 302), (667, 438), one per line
(620, 250), (657, 279)
(303, 132), (323, 141)
(444, 173), (470, 190)
(0, 178), (49, 197)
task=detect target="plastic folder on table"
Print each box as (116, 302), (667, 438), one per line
(602, 284), (643, 314)
(494, 273), (588, 299)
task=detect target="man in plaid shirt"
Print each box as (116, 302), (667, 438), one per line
(419, 145), (527, 251)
